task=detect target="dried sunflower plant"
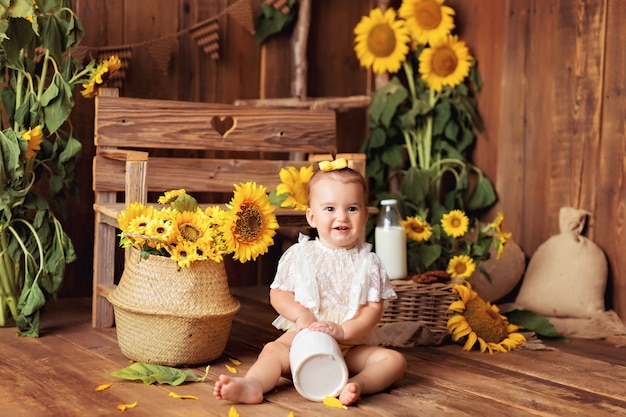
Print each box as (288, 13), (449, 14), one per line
(354, 0), (496, 227)
(118, 184), (279, 268)
(0, 1), (118, 336)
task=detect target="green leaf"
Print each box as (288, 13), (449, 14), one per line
(171, 193), (199, 213)
(415, 243), (441, 270)
(369, 78), (408, 128)
(41, 73), (74, 133)
(0, 129), (21, 195)
(364, 127), (387, 150)
(401, 166), (432, 207)
(467, 169), (497, 211)
(3, 14), (35, 64)
(504, 309), (566, 340)
(268, 188), (288, 206)
(7, 0), (34, 18)
(39, 13), (65, 64)
(110, 363), (209, 386)
(254, 0), (297, 44)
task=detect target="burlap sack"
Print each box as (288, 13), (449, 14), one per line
(515, 207), (607, 318)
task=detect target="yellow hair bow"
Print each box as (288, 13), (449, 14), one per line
(318, 157), (348, 172)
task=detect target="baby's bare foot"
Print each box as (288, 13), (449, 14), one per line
(213, 374), (264, 404)
(339, 382), (361, 406)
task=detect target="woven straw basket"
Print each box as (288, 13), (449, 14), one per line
(380, 278), (459, 337)
(108, 248), (240, 366)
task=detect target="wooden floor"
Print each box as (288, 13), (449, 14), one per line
(2, 287), (626, 417)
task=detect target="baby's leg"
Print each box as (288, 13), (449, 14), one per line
(214, 332), (295, 404)
(340, 345), (407, 405)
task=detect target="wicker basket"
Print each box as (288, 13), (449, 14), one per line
(108, 248), (240, 366)
(380, 278), (459, 337)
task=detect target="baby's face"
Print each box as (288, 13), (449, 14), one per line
(305, 177), (366, 250)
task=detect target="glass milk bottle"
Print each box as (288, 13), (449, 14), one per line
(375, 199), (407, 280)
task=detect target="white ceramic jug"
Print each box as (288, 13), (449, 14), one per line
(289, 329), (349, 401)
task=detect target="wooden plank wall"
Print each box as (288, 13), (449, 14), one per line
(63, 0), (626, 322)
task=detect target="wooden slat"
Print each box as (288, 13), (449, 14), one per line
(596, 0), (626, 319)
(93, 155), (318, 194)
(94, 95), (337, 154)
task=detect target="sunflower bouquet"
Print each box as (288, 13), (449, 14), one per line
(354, 0), (497, 227)
(402, 209), (511, 280)
(118, 184), (279, 268)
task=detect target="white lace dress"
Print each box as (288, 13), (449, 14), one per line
(270, 234), (397, 331)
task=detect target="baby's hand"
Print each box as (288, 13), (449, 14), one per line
(308, 321), (345, 342)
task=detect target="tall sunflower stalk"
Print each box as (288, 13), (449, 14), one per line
(0, 1), (114, 336)
(354, 0), (496, 227)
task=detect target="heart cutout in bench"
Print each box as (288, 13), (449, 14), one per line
(211, 115), (237, 138)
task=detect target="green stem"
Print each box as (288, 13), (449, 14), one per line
(13, 52), (25, 131)
(424, 89), (436, 169)
(0, 229), (16, 294)
(0, 229), (20, 323)
(403, 61), (417, 99)
(403, 130), (417, 168)
(37, 50), (51, 100)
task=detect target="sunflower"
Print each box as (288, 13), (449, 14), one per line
(490, 212), (512, 259)
(276, 165), (314, 210)
(170, 240), (200, 268)
(441, 209), (469, 238)
(418, 34), (472, 92)
(447, 254), (475, 279)
(398, 0), (455, 47)
(222, 182), (279, 263)
(144, 217), (174, 250)
(81, 55), (122, 98)
(353, 7), (411, 75)
(22, 125), (43, 159)
(118, 203), (151, 232)
(402, 215), (433, 242)
(172, 210), (210, 245)
(158, 189), (187, 204)
(447, 282), (526, 353)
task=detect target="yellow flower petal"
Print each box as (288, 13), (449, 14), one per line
(447, 300), (466, 313)
(228, 358), (242, 366)
(448, 318), (469, 334)
(229, 405), (240, 417)
(323, 396), (347, 409)
(169, 391), (199, 400)
(95, 383), (113, 392)
(117, 401), (137, 412)
(462, 331), (478, 351)
(452, 325), (472, 342)
(225, 364), (238, 374)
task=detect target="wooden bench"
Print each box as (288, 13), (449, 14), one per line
(92, 88), (366, 328)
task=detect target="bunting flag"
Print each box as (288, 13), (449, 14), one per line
(145, 37), (176, 77)
(78, 0), (258, 65)
(228, 0), (255, 35)
(98, 46), (132, 89)
(189, 18), (220, 60)
(265, 0), (290, 14)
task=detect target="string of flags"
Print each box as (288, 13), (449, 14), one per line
(73, 0), (273, 88)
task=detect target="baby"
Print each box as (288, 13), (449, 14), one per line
(214, 161), (406, 405)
